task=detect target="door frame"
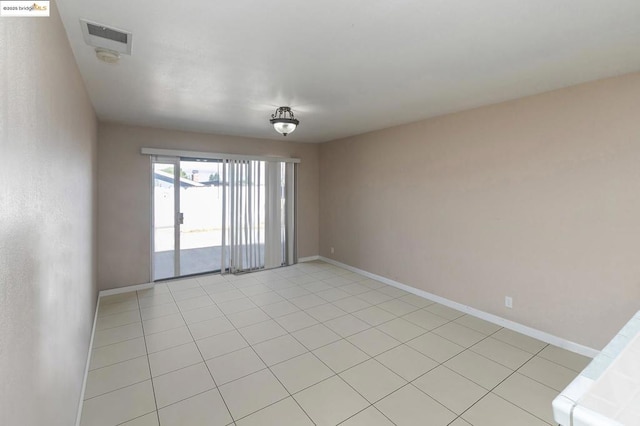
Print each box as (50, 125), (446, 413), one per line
(151, 155), (181, 280)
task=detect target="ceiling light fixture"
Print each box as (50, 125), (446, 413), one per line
(270, 106), (299, 136)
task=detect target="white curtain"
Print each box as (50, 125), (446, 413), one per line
(221, 159), (296, 274)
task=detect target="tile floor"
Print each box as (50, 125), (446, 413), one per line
(81, 261), (591, 426)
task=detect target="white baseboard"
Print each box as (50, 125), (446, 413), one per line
(319, 256), (599, 358)
(99, 282), (154, 297)
(75, 295), (101, 426)
(298, 255), (320, 263)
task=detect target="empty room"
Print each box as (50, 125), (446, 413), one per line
(2, 1), (640, 425)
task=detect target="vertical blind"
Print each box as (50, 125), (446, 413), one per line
(219, 159), (296, 273)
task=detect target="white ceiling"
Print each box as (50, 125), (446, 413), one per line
(57, 0), (640, 143)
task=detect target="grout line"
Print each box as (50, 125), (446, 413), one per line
(135, 291), (160, 418)
(88, 262), (566, 426)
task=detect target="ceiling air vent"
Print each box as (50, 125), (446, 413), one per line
(80, 19), (132, 55)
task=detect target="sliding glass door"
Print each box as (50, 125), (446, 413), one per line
(152, 159), (179, 280)
(151, 154), (296, 281)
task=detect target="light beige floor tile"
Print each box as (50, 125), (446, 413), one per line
(170, 287), (206, 301)
(292, 323), (342, 350)
(333, 296), (372, 313)
(238, 319), (288, 345)
(316, 288), (351, 302)
(196, 329), (248, 360)
(306, 303), (347, 322)
(266, 279), (299, 291)
(93, 322), (143, 348)
(85, 356), (150, 399)
(301, 281), (333, 293)
(167, 277), (201, 291)
(454, 315), (502, 335)
(375, 344), (438, 381)
(260, 300), (300, 318)
(203, 281), (236, 294)
(492, 328), (547, 354)
(175, 294), (214, 312)
(357, 290), (394, 304)
(249, 291), (285, 307)
(271, 352), (334, 393)
(137, 294), (174, 309)
(90, 337), (147, 370)
(449, 418), (472, 426)
(378, 286), (409, 298)
(148, 341), (203, 377)
(493, 372), (558, 424)
(219, 369), (289, 420)
(375, 384), (456, 426)
(402, 309), (449, 330)
(518, 356), (579, 392)
(425, 303), (465, 320)
(80, 380), (155, 426)
(294, 376), (369, 426)
(313, 339), (370, 373)
(432, 322), (486, 347)
(538, 345), (591, 372)
(140, 303), (180, 321)
(252, 334), (308, 366)
(217, 297), (258, 314)
(377, 299), (420, 316)
(101, 292), (138, 305)
(340, 359), (406, 403)
(98, 299), (140, 317)
(180, 304), (223, 323)
(142, 313), (185, 335)
(347, 327), (401, 356)
(399, 293), (434, 308)
(376, 317), (427, 342)
(462, 393), (549, 426)
(210, 289), (246, 303)
(197, 274), (228, 286)
(158, 389), (232, 426)
(407, 332), (465, 363)
(96, 310), (141, 331)
(277, 286), (312, 299)
(206, 347), (266, 385)
(145, 326), (193, 354)
(444, 350), (512, 390)
(138, 285), (170, 299)
(471, 337), (532, 369)
(352, 306), (396, 326)
(340, 406), (394, 426)
(236, 397), (314, 426)
(227, 307), (271, 328)
(188, 316), (234, 340)
(120, 411), (159, 426)
(240, 284), (272, 296)
(325, 315), (371, 337)
(414, 366), (487, 414)
(275, 310), (319, 332)
(342, 283), (372, 296)
(291, 294), (328, 310)
(152, 362), (215, 408)
(232, 276), (262, 288)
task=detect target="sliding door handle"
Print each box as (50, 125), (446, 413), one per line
(178, 212), (184, 225)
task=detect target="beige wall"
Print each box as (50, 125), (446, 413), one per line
(0, 3), (98, 426)
(98, 123), (319, 289)
(320, 72), (640, 350)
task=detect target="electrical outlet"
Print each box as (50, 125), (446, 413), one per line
(505, 296), (513, 309)
(330, 247), (335, 254)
